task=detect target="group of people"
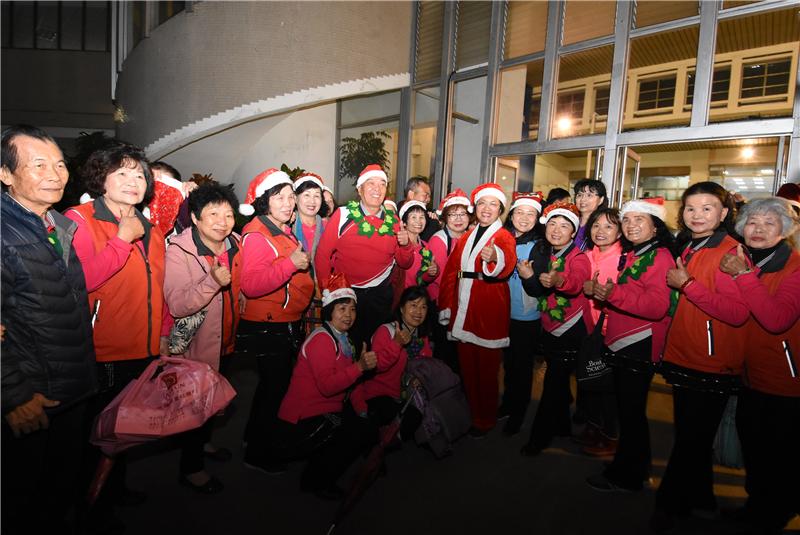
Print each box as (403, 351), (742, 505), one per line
(2, 123), (798, 535)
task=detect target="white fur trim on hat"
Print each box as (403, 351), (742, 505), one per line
(79, 192), (94, 204)
(356, 169), (388, 188)
(155, 173), (186, 198)
(239, 204), (255, 216)
(399, 200), (426, 220)
(383, 199), (397, 211)
(438, 195), (473, 215)
(473, 187), (506, 207)
(255, 170), (292, 199)
(321, 287), (357, 307)
(540, 208), (579, 230)
(293, 175), (324, 191)
(619, 199), (667, 222)
(510, 198), (542, 214)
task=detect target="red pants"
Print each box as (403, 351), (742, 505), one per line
(458, 342), (503, 432)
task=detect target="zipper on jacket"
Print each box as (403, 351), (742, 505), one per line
(782, 340), (798, 378)
(135, 246), (154, 356)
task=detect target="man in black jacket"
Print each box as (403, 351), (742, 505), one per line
(1, 125), (97, 535)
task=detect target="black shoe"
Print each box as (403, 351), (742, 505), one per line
(313, 485), (345, 501)
(496, 405), (511, 421)
(468, 427), (488, 439)
(203, 446), (233, 462)
(179, 474), (224, 494)
(520, 443), (543, 457)
(113, 487), (147, 507)
(502, 419), (521, 437)
(586, 474), (635, 493)
(243, 459), (288, 475)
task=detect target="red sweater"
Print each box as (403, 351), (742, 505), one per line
(314, 205), (414, 289)
(734, 245), (800, 397)
(427, 229), (456, 303)
(278, 326), (364, 423)
(539, 245), (593, 336)
(351, 323), (433, 413)
(605, 245), (674, 362)
(663, 233), (749, 375)
(402, 240), (437, 290)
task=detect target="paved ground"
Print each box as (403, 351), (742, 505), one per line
(119, 354), (799, 535)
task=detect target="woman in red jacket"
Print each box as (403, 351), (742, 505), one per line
(583, 198), (674, 492)
(237, 168), (315, 474)
(275, 274), (377, 499)
(719, 197), (800, 534)
(653, 182), (749, 531)
(520, 202), (592, 456)
(397, 201), (439, 292)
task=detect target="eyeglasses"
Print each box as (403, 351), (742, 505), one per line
(448, 212), (468, 219)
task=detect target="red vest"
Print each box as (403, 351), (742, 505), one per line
(241, 217), (314, 322)
(71, 201), (166, 362)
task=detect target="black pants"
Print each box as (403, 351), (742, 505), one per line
(655, 385), (729, 514)
(433, 312), (460, 376)
(2, 400), (87, 535)
(352, 278), (394, 350)
(239, 319), (302, 465)
(83, 358), (153, 510)
(366, 396), (423, 440)
(603, 366), (654, 489)
(502, 318), (540, 428)
(736, 387), (800, 531)
(583, 390), (618, 437)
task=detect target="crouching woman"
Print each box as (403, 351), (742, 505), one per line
(275, 273), (377, 499)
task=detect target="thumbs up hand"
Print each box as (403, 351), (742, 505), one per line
(594, 276), (615, 302)
(480, 238), (497, 263)
(539, 268), (563, 289)
(290, 241), (310, 270)
(393, 321), (412, 346)
(210, 257), (232, 287)
(358, 342), (378, 371)
(720, 243), (749, 276)
(667, 256), (691, 290)
(396, 221), (410, 247)
(517, 259), (534, 279)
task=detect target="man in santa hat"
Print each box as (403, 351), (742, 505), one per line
(438, 183), (517, 437)
(315, 164), (415, 348)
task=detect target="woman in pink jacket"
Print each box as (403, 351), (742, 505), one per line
(163, 183), (242, 493)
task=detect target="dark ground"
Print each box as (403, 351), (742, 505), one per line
(118, 353), (799, 535)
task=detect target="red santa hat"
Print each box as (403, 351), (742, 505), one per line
(510, 191), (544, 214)
(539, 201), (580, 230)
(239, 168), (292, 216)
(436, 188), (473, 216)
(147, 174), (188, 235)
(356, 164), (388, 188)
(293, 172), (325, 192)
(383, 199), (398, 212)
(471, 183), (507, 207)
(398, 200), (427, 220)
(321, 272), (357, 307)
(619, 197), (667, 222)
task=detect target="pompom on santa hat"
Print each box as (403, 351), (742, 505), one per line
(356, 164), (388, 189)
(321, 272), (357, 307)
(619, 196), (667, 222)
(293, 172), (325, 191)
(470, 183), (507, 207)
(239, 167), (292, 216)
(436, 188), (473, 216)
(539, 201), (581, 230)
(510, 191), (544, 214)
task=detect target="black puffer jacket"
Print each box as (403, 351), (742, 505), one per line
(1, 193), (96, 414)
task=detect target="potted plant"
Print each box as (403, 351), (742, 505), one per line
(339, 131), (390, 186)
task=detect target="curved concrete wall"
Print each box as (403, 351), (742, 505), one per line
(115, 1), (412, 151)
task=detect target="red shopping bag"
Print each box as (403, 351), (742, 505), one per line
(91, 357), (236, 452)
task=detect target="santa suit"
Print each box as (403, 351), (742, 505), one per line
(438, 218), (517, 431)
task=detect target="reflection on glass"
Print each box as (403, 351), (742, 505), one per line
(496, 151), (600, 203)
(563, 0), (616, 45)
(504, 1), (548, 60)
(552, 45), (613, 139)
(341, 92), (401, 126)
(495, 59), (544, 143)
(448, 77), (486, 194)
(622, 25), (698, 131)
(634, 1), (698, 28)
(710, 8), (798, 123)
(411, 88), (440, 181)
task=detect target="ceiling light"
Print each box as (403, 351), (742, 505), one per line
(741, 147), (755, 159)
(760, 169), (773, 175)
(557, 116), (572, 133)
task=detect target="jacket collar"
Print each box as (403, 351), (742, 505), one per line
(92, 196), (152, 252)
(191, 226), (239, 264)
(258, 215), (288, 237)
(757, 240), (792, 274)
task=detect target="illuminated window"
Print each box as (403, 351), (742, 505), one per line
(557, 90), (585, 121)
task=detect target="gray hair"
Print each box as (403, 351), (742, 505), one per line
(735, 196), (799, 238)
(404, 176), (429, 199)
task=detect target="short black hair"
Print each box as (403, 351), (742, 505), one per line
(395, 285), (432, 339)
(252, 182), (294, 217)
(150, 161), (181, 182)
(404, 176), (429, 199)
(545, 187), (571, 206)
(81, 142), (154, 204)
(2, 124), (59, 173)
(188, 182), (239, 220)
(322, 297), (356, 322)
(585, 207), (621, 250)
(504, 207), (540, 244)
(294, 180), (330, 218)
(573, 179), (608, 210)
(401, 203), (427, 224)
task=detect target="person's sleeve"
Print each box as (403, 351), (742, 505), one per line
(607, 250), (673, 320)
(735, 268), (800, 333)
(163, 245), (221, 317)
(438, 239), (463, 324)
(240, 233), (297, 298)
(560, 252), (591, 296)
(683, 264), (749, 326)
(371, 325), (403, 372)
(394, 225), (415, 270)
(1, 248), (35, 412)
(522, 246), (548, 297)
(349, 383), (368, 415)
(482, 231), (517, 279)
(305, 334), (363, 396)
(64, 209), (133, 292)
(314, 209), (340, 290)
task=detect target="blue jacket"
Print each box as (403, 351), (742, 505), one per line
(1, 193), (96, 414)
(509, 240), (540, 321)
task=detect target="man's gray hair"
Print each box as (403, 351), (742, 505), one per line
(404, 176), (429, 199)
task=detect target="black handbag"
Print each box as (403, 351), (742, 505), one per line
(576, 312), (613, 391)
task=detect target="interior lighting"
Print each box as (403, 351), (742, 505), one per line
(741, 147), (755, 159)
(760, 169), (773, 175)
(557, 116), (572, 133)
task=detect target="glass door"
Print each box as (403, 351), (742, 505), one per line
(615, 147), (641, 207)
